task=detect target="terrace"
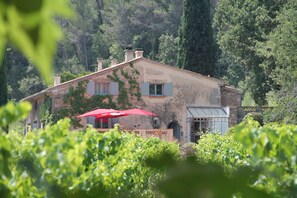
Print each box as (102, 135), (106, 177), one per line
(80, 108), (175, 142)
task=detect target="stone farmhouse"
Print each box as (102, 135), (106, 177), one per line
(22, 49), (242, 143)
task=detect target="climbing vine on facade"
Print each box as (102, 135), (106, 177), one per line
(38, 96), (53, 127)
(53, 81), (117, 128)
(53, 64), (142, 127)
(107, 63), (141, 109)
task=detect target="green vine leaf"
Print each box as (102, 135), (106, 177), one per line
(0, 0), (74, 84)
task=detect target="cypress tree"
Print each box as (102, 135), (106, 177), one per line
(177, 0), (216, 76)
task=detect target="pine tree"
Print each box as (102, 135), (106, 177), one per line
(177, 0), (216, 76)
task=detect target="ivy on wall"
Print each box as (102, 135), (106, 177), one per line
(53, 64), (141, 128)
(107, 63), (141, 109)
(38, 96), (53, 126)
(53, 81), (117, 128)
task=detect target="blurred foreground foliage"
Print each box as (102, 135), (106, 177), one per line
(1, 103), (297, 197)
(0, 0), (74, 84)
(196, 117), (297, 197)
(0, 102), (179, 197)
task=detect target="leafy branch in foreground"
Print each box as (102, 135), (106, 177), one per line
(0, 0), (74, 84)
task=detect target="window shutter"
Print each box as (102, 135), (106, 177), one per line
(87, 116), (95, 126)
(87, 80), (95, 95)
(109, 82), (119, 95)
(141, 82), (149, 96)
(164, 83), (173, 96)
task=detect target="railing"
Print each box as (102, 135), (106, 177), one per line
(237, 106), (273, 123)
(97, 128), (175, 142)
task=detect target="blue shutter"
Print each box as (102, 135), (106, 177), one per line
(164, 83), (173, 96)
(141, 82), (149, 96)
(87, 80), (95, 95)
(109, 82), (119, 95)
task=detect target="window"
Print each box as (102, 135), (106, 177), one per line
(97, 82), (110, 95)
(87, 80), (119, 96)
(142, 82), (173, 96)
(95, 119), (109, 128)
(149, 84), (163, 96)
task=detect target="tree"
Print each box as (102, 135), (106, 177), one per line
(219, 52), (245, 87)
(157, 34), (179, 66)
(6, 48), (29, 101)
(55, 0), (101, 72)
(265, 85), (297, 124)
(177, 0), (216, 76)
(102, 0), (183, 60)
(262, 0), (297, 124)
(18, 65), (46, 98)
(214, 0), (288, 105)
(266, 0), (297, 88)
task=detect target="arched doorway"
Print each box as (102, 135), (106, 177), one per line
(168, 121), (181, 140)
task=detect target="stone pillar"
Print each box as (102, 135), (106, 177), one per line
(54, 75), (61, 86)
(97, 58), (103, 71)
(124, 48), (134, 61)
(135, 50), (144, 58)
(111, 59), (118, 66)
(220, 85), (243, 126)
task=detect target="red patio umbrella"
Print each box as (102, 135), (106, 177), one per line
(95, 111), (127, 119)
(121, 108), (157, 116)
(78, 108), (119, 118)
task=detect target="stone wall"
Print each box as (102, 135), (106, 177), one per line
(220, 85), (242, 126)
(24, 96), (44, 134)
(97, 128), (175, 142)
(134, 59), (222, 142)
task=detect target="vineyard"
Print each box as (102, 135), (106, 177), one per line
(0, 102), (297, 198)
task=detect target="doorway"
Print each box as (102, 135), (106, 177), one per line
(168, 121), (181, 140)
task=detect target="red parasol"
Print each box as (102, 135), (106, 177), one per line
(121, 108), (157, 116)
(95, 111), (127, 119)
(78, 108), (119, 118)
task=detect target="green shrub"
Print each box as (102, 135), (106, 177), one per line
(8, 121), (180, 197)
(241, 113), (262, 127)
(234, 122), (297, 196)
(196, 133), (248, 173)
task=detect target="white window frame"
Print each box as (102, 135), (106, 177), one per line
(97, 82), (110, 95)
(149, 84), (163, 96)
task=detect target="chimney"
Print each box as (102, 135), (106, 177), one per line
(97, 58), (103, 71)
(111, 59), (118, 66)
(135, 50), (144, 58)
(124, 47), (134, 62)
(54, 75), (61, 86)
